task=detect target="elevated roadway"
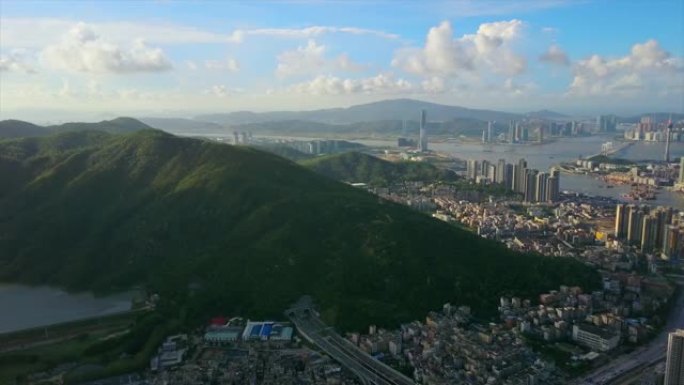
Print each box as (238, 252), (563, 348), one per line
(286, 299), (415, 385)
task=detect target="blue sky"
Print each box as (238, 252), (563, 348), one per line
(0, 0), (682, 121)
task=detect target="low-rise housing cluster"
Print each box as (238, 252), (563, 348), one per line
(348, 305), (564, 385)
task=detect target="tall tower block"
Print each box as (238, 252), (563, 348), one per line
(665, 116), (673, 163)
(665, 329), (684, 384)
(419, 109), (428, 152)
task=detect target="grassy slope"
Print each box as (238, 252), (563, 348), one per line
(0, 130), (600, 331)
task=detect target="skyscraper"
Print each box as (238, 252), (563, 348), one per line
(467, 159), (479, 180)
(597, 115), (617, 132)
(480, 160), (490, 179)
(627, 205), (645, 243)
(663, 225), (680, 260)
(516, 159), (528, 194)
(641, 215), (657, 253)
(679, 157), (684, 184)
(487, 164), (496, 182)
(504, 163), (514, 190)
(512, 164), (520, 191)
(665, 118), (672, 163)
(496, 159), (506, 184)
(665, 329), (684, 385)
(524, 169), (538, 202)
(547, 168), (560, 202)
(615, 204), (628, 238)
(488, 121), (493, 143)
(419, 109), (428, 152)
(535, 172), (548, 203)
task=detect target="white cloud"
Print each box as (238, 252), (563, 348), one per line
(204, 58), (239, 72)
(209, 85), (230, 98)
(0, 50), (37, 73)
(1, 18), (399, 48)
(392, 20), (526, 78)
(421, 76), (447, 93)
(288, 73), (414, 95)
(276, 39), (363, 77)
(539, 44), (569, 66)
(206, 84), (244, 98)
(568, 39), (682, 96)
(42, 22), (172, 74)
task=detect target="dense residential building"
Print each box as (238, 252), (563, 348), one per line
(613, 205), (683, 259)
(665, 329), (684, 385)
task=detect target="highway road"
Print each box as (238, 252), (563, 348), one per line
(286, 301), (415, 385)
(574, 284), (684, 385)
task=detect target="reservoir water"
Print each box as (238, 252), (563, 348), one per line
(0, 285), (133, 334)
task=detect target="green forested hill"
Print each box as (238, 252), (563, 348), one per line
(0, 130), (600, 330)
(301, 151), (457, 185)
(0, 117), (152, 139)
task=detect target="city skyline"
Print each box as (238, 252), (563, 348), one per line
(1, 0), (683, 121)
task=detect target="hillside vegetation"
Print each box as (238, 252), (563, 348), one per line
(0, 117), (151, 139)
(301, 152), (457, 185)
(0, 130), (600, 331)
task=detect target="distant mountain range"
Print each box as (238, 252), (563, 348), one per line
(3, 100), (681, 142)
(525, 109), (570, 120)
(138, 117), (225, 134)
(0, 117), (151, 139)
(136, 99), (564, 138)
(195, 99), (525, 125)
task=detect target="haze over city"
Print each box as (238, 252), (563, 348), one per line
(1, 0), (683, 122)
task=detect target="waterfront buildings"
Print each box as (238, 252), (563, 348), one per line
(596, 115), (617, 132)
(465, 157), (560, 202)
(624, 116), (682, 142)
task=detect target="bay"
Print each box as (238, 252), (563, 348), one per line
(350, 135), (684, 209)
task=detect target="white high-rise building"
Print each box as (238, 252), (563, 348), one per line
(419, 109), (428, 152)
(665, 329), (684, 384)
